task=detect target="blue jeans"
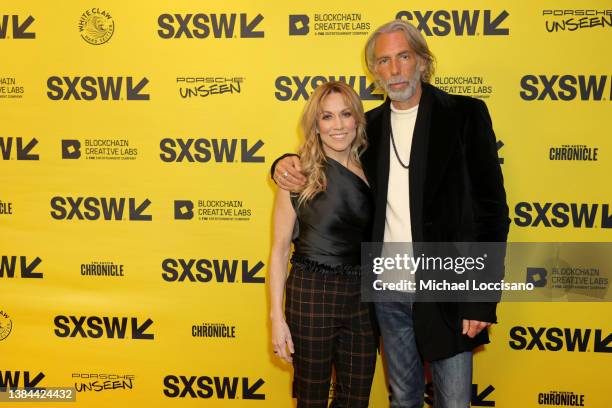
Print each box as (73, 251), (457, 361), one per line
(375, 302), (472, 408)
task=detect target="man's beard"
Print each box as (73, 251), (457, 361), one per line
(381, 63), (421, 102)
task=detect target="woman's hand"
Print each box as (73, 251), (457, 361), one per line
(271, 318), (295, 363)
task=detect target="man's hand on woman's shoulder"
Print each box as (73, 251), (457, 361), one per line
(272, 154), (307, 192)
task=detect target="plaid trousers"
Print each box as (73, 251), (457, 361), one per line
(285, 263), (377, 408)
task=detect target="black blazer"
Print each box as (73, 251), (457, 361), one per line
(361, 83), (510, 361)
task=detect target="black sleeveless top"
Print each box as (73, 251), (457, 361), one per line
(290, 157), (374, 275)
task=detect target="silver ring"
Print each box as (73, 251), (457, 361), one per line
(282, 171), (288, 178)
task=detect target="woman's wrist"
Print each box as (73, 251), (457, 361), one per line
(269, 311), (285, 322)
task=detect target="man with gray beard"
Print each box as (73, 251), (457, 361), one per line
(272, 19), (509, 408)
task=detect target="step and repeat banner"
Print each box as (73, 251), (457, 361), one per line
(1, 1), (610, 407)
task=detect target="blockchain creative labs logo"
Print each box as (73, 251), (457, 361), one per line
(289, 13), (371, 37)
(0, 15), (36, 39)
(0, 200), (13, 216)
(174, 199), (252, 222)
(537, 390), (586, 407)
(275, 75), (382, 101)
(176, 76), (245, 99)
(513, 202), (612, 229)
(192, 322), (237, 339)
(0, 310), (12, 341)
(520, 75), (611, 101)
(0, 77), (24, 99)
(0, 137), (39, 160)
(61, 139), (138, 161)
(549, 144), (598, 161)
(542, 9), (611, 33)
(81, 261), (125, 278)
(526, 267), (548, 288)
(79, 8), (114, 45)
(526, 266), (608, 291)
(433, 75), (494, 99)
(395, 9), (509, 36)
(72, 373), (135, 393)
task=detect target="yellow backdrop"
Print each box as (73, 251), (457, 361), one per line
(1, 0), (610, 407)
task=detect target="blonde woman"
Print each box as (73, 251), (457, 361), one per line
(269, 81), (376, 407)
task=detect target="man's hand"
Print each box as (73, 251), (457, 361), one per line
(462, 319), (492, 338)
(273, 155), (307, 192)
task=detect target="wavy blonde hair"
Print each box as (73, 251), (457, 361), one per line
(297, 81), (367, 207)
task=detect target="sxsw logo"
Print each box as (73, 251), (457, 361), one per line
(162, 259), (265, 284)
(47, 76), (150, 101)
(395, 10), (509, 36)
(0, 256), (43, 279)
(54, 315), (154, 340)
(526, 267), (547, 287)
(0, 15), (35, 39)
(62, 140), (81, 159)
(0, 137), (39, 160)
(513, 202), (612, 228)
(496, 140), (504, 164)
(520, 75), (611, 101)
(289, 15), (309, 35)
(175, 200), (194, 220)
(470, 384), (495, 407)
(157, 13), (264, 39)
(425, 383), (495, 407)
(509, 326), (611, 353)
(275, 75), (382, 101)
(163, 375), (264, 400)
(50, 197), (152, 221)
(0, 371), (45, 391)
(159, 138), (264, 163)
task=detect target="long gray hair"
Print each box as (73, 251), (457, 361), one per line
(365, 19), (436, 83)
